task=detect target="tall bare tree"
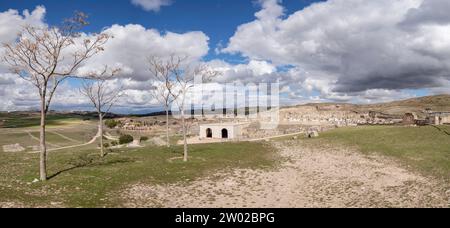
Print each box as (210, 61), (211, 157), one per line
(2, 12), (111, 181)
(171, 62), (219, 162)
(147, 55), (184, 148)
(80, 66), (122, 157)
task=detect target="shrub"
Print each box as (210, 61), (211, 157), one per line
(111, 141), (118, 146)
(140, 136), (149, 142)
(103, 143), (110, 148)
(119, 134), (134, 145)
(105, 119), (119, 129)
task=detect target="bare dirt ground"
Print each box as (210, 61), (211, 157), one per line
(122, 139), (450, 208)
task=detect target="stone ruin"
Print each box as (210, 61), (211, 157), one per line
(306, 130), (319, 138)
(279, 105), (408, 127)
(2, 144), (25, 153)
(280, 106), (365, 127)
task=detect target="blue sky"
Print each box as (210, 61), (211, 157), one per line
(0, 0), (319, 63)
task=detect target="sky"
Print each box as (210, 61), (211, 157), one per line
(0, 0), (450, 114)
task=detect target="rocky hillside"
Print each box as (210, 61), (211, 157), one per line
(287, 94), (450, 118)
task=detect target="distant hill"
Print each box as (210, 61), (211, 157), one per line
(363, 94), (450, 112)
(288, 94), (450, 118)
(354, 95), (450, 117)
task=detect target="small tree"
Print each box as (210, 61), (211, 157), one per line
(80, 66), (122, 157)
(105, 119), (119, 129)
(147, 55), (184, 148)
(171, 61), (219, 162)
(2, 12), (110, 181)
(119, 134), (134, 145)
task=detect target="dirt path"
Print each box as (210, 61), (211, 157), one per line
(122, 139), (449, 208)
(180, 132), (305, 145)
(26, 131), (60, 148)
(49, 131), (81, 143)
(27, 128), (100, 153)
(104, 133), (118, 141)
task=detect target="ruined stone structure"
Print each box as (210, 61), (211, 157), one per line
(428, 112), (450, 125)
(280, 106), (367, 126)
(117, 118), (163, 131)
(199, 123), (248, 140)
(402, 113), (418, 125)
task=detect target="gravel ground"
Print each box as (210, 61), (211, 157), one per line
(122, 139), (449, 208)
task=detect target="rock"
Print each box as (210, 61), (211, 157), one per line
(307, 131), (319, 138)
(32, 179), (39, 183)
(128, 139), (142, 148)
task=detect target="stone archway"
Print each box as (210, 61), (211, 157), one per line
(206, 128), (212, 138)
(222, 129), (228, 139)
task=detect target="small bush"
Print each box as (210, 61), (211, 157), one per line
(119, 134), (134, 145)
(103, 143), (110, 148)
(140, 136), (149, 142)
(69, 154), (94, 167)
(105, 119), (119, 129)
(111, 141), (118, 146)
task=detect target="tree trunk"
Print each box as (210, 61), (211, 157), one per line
(182, 109), (188, 162)
(165, 107), (170, 148)
(99, 114), (105, 157)
(39, 98), (47, 181)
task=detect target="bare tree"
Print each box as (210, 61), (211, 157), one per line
(171, 62), (219, 162)
(80, 66), (122, 157)
(2, 12), (110, 181)
(147, 55), (185, 148)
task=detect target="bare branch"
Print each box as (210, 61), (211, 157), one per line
(80, 66), (124, 117)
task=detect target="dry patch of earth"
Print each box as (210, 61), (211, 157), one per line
(122, 139), (449, 208)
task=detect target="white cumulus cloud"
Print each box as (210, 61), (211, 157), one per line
(0, 6), (209, 112)
(223, 0), (450, 102)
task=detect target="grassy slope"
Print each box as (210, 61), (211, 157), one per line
(0, 117), (98, 152)
(317, 126), (450, 180)
(0, 132), (38, 150)
(358, 94), (450, 116)
(0, 113), (91, 129)
(0, 142), (276, 207)
(286, 94), (450, 117)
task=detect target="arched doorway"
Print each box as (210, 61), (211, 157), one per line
(206, 128), (212, 138)
(222, 129), (228, 139)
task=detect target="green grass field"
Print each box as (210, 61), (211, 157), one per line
(0, 115), (98, 152)
(0, 142), (276, 207)
(0, 112), (93, 129)
(0, 132), (39, 150)
(316, 126), (450, 180)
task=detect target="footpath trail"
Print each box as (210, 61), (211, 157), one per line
(123, 139), (449, 208)
(26, 128), (100, 153)
(179, 131), (305, 145)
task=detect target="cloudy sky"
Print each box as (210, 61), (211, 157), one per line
(1, 0), (450, 113)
